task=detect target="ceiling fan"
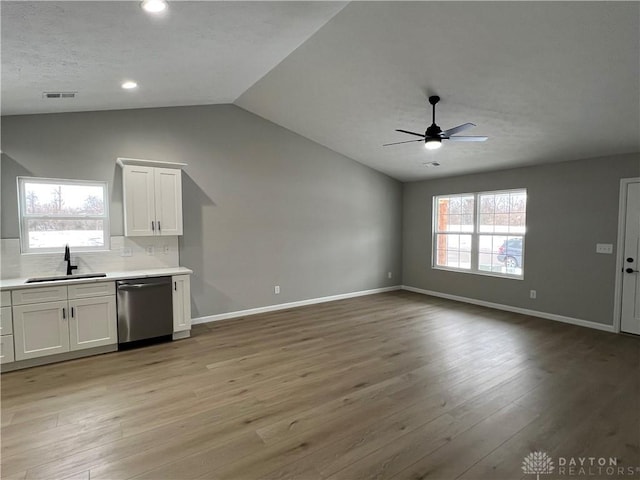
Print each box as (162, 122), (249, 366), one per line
(383, 96), (488, 150)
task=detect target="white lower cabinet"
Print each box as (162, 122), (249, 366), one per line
(69, 296), (117, 351)
(172, 275), (191, 332)
(13, 301), (69, 360)
(12, 283), (117, 361)
(1, 291), (14, 363)
(0, 334), (15, 364)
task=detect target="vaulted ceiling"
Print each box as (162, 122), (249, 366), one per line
(2, 1), (639, 181)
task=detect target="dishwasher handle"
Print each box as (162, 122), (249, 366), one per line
(118, 281), (169, 291)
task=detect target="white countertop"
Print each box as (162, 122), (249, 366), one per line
(0, 267), (193, 291)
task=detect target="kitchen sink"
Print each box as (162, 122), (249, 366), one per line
(25, 273), (107, 283)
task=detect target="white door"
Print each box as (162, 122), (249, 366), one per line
(154, 168), (183, 236)
(68, 296), (117, 351)
(13, 301), (69, 360)
(621, 181), (640, 334)
(123, 165), (156, 236)
(172, 275), (191, 332)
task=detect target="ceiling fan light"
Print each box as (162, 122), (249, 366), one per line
(141, 0), (167, 13)
(424, 138), (442, 150)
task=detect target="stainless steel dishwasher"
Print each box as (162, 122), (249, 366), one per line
(117, 277), (173, 347)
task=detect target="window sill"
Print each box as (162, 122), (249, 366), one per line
(432, 265), (524, 281)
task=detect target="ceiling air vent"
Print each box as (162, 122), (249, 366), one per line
(43, 92), (77, 99)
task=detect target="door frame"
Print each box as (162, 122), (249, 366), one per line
(613, 177), (640, 333)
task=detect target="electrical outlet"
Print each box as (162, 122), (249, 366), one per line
(120, 247), (133, 257)
(274, 285), (280, 295)
(596, 243), (613, 254)
(387, 272), (392, 279)
(530, 290), (537, 299)
(162, 245), (170, 255)
(145, 246), (154, 256)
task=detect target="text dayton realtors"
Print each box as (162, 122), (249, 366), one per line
(557, 457), (638, 477)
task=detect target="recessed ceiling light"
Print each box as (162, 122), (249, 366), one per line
(141, 0), (167, 13)
(121, 81), (138, 90)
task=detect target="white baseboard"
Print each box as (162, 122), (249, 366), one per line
(401, 285), (616, 333)
(192, 286), (402, 325)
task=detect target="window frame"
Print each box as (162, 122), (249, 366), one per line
(17, 176), (110, 254)
(432, 188), (527, 280)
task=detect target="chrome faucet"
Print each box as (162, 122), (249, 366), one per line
(64, 244), (78, 276)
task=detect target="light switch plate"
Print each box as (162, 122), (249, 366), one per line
(596, 243), (613, 254)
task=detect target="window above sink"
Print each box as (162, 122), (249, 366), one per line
(17, 177), (110, 254)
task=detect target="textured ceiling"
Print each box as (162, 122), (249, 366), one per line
(2, 1), (639, 181)
(1, 1), (346, 114)
(237, 2), (640, 181)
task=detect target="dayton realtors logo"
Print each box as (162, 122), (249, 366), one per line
(522, 451), (555, 480)
(522, 452), (640, 478)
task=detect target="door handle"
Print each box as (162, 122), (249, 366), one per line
(118, 282), (168, 290)
(625, 268), (639, 274)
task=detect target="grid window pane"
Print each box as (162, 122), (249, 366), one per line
(436, 195), (475, 233)
(435, 233), (471, 270)
(434, 189), (526, 278)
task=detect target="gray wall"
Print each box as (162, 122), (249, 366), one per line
(402, 153), (640, 326)
(1, 104), (403, 317)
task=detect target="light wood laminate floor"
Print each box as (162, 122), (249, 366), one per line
(2, 291), (639, 480)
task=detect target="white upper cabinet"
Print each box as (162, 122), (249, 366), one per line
(122, 165), (156, 236)
(154, 168), (183, 236)
(119, 158), (185, 237)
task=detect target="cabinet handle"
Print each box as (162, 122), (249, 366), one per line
(174, 281), (177, 291)
(71, 307), (75, 318)
(158, 221), (161, 232)
(151, 221), (155, 232)
(62, 307), (66, 320)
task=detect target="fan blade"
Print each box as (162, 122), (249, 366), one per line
(440, 123), (475, 137)
(383, 139), (424, 146)
(448, 136), (488, 142)
(396, 129), (425, 138)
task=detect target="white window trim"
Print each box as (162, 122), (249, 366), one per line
(432, 188), (526, 280)
(17, 176), (110, 254)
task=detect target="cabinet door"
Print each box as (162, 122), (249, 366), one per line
(123, 165), (156, 236)
(68, 296), (117, 351)
(172, 275), (191, 332)
(0, 306), (13, 335)
(0, 335), (15, 364)
(154, 168), (183, 236)
(13, 301), (69, 360)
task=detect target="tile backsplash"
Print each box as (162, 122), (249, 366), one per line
(1, 236), (180, 279)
